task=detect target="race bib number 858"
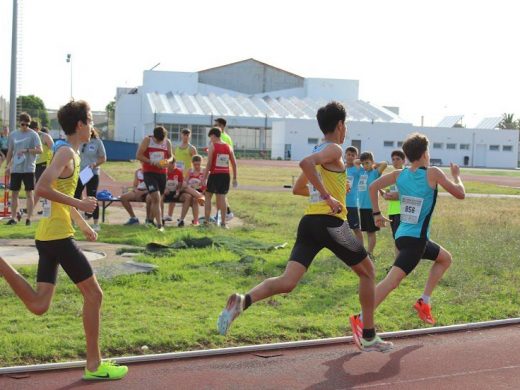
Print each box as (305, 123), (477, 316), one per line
(400, 195), (424, 224)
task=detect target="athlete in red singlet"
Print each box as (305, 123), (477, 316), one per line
(136, 126), (173, 231)
(202, 127), (237, 229)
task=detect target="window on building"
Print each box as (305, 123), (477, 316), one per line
(446, 143), (457, 150)
(489, 145), (500, 151)
(383, 141), (394, 147)
(308, 138), (319, 145)
(433, 143), (443, 149)
(397, 141), (403, 147)
(460, 144), (470, 150)
(503, 145), (513, 152)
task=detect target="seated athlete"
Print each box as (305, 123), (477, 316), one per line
(181, 154), (206, 226)
(121, 166), (150, 225)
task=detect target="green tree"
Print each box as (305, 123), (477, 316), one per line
(498, 113), (518, 130)
(105, 100), (115, 139)
(16, 95), (49, 127)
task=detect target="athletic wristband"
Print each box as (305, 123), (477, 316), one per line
(372, 211), (381, 216)
(320, 193), (331, 200)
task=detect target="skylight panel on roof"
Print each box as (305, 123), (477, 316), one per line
(436, 115), (463, 128)
(475, 117), (502, 129)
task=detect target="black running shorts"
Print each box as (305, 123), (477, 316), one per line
(36, 238), (94, 284)
(394, 236), (441, 275)
(346, 207), (360, 230)
(389, 214), (400, 239)
(164, 192), (183, 203)
(206, 173), (230, 195)
(290, 214), (368, 269)
(35, 163), (47, 183)
(143, 172), (166, 195)
(360, 208), (380, 233)
(10, 172), (35, 191)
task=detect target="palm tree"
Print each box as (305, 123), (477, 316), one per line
(499, 113), (518, 129)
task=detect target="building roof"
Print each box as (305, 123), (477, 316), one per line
(145, 92), (407, 123)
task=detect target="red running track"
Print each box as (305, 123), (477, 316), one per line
(1, 325), (519, 389)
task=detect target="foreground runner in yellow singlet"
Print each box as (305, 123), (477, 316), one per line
(0, 100), (128, 381)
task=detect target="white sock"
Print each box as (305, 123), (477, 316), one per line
(421, 294), (431, 304)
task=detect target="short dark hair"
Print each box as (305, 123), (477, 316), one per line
(153, 126), (167, 141)
(19, 112), (31, 123)
(359, 151), (374, 162)
(192, 155), (202, 163)
(214, 118), (227, 127)
(391, 149), (405, 160)
(169, 155), (177, 164)
(208, 127), (221, 138)
(41, 127), (49, 133)
(402, 133), (429, 162)
(29, 120), (39, 130)
(57, 100), (90, 135)
(316, 101), (346, 134)
(345, 146), (358, 155)
(181, 128), (191, 135)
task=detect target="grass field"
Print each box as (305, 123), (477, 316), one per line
(0, 163), (520, 366)
(102, 161), (520, 194)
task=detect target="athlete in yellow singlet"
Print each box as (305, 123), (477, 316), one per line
(217, 102), (393, 352)
(0, 100), (128, 381)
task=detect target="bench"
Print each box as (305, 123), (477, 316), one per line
(98, 197), (187, 223)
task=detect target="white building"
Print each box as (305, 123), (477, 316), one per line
(115, 59), (518, 168)
(272, 120), (518, 168)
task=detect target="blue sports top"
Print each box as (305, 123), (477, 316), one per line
(357, 169), (381, 209)
(346, 166), (361, 207)
(395, 167), (438, 240)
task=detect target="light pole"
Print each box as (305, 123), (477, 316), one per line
(9, 0), (18, 132)
(66, 53), (72, 100)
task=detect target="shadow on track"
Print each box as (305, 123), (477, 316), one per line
(306, 344), (423, 390)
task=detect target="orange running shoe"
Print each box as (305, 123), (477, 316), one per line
(414, 298), (435, 325)
(349, 314), (364, 350)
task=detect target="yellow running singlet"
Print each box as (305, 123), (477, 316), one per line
(305, 164), (348, 220)
(35, 149), (80, 241)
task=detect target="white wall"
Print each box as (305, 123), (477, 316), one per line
(142, 71), (198, 94)
(274, 119), (519, 168)
(115, 93), (142, 142)
(305, 78), (359, 102)
(271, 121), (287, 159)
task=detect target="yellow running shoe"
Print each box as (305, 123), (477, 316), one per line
(83, 361), (128, 381)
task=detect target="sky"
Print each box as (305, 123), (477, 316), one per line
(0, 0), (519, 126)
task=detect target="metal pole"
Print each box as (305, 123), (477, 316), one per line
(9, 0), (18, 132)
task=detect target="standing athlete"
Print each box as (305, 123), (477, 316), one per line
(0, 100), (128, 381)
(383, 149), (405, 255)
(217, 102), (392, 352)
(345, 146), (363, 244)
(350, 133), (465, 338)
(213, 118), (235, 221)
(136, 126), (173, 231)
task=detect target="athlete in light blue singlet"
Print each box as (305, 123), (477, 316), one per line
(349, 133), (465, 337)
